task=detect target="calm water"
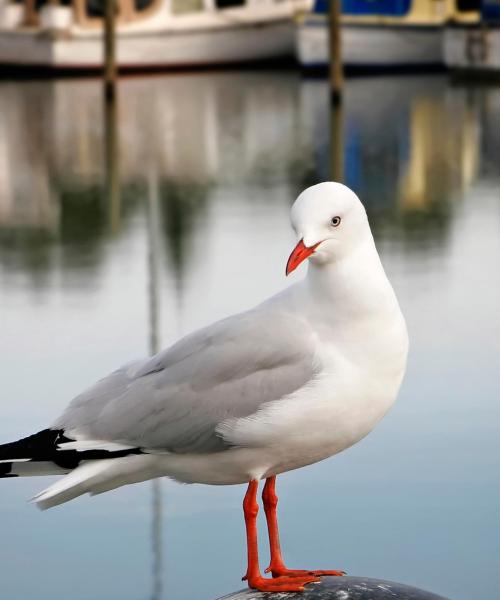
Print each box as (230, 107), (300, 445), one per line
(0, 71), (499, 600)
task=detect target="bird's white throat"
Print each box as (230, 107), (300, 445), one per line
(304, 236), (400, 324)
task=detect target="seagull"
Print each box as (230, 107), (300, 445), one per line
(0, 182), (408, 592)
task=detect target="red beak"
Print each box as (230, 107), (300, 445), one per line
(286, 239), (320, 276)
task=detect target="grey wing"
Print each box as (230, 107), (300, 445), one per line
(54, 307), (317, 454)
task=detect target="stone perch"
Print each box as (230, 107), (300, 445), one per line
(217, 576), (451, 600)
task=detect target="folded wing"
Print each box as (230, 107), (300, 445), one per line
(54, 306), (317, 454)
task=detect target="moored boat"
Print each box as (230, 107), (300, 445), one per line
(0, 0), (312, 71)
(444, 1), (500, 73)
(296, 0), (479, 70)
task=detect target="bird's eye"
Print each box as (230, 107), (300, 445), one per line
(331, 216), (341, 227)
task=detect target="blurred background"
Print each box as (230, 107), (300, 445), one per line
(0, 1), (499, 600)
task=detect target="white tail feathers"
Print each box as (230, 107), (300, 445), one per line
(10, 461), (69, 477)
(32, 454), (161, 510)
(33, 460), (116, 509)
(56, 439), (137, 452)
(0, 460), (69, 478)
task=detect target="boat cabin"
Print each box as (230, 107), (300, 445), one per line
(0, 0), (296, 31)
(310, 0), (480, 24)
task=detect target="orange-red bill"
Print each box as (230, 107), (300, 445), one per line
(285, 239), (320, 276)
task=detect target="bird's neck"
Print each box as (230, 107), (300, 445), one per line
(304, 238), (399, 321)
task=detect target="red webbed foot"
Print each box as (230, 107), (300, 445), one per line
(246, 573), (320, 592)
(265, 564), (346, 578)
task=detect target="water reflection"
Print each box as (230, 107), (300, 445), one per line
(0, 74), (315, 286)
(0, 71), (498, 600)
(105, 92), (121, 235)
(0, 73), (482, 281)
(340, 78), (478, 249)
(159, 180), (211, 293)
(146, 165), (164, 600)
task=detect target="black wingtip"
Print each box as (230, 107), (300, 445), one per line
(0, 428), (143, 474)
(0, 429), (72, 465)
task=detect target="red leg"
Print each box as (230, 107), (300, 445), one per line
(262, 476), (345, 579)
(242, 480), (319, 592)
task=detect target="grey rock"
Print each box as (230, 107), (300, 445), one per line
(217, 576), (451, 600)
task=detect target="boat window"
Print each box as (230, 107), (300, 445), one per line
(86, 0), (105, 18)
(171, 0), (204, 13)
(341, 0), (411, 16)
(456, 0), (480, 11)
(74, 0), (163, 24)
(215, 0), (245, 8)
(134, 0), (157, 10)
(482, 0), (500, 20)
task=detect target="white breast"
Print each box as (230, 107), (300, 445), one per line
(218, 310), (408, 478)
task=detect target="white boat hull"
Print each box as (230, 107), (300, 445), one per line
(0, 19), (297, 69)
(297, 19), (443, 68)
(444, 25), (500, 72)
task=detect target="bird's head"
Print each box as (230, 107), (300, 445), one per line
(286, 182), (370, 276)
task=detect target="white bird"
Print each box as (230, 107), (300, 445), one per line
(0, 182), (408, 592)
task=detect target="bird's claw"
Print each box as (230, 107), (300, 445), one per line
(246, 574), (320, 592)
(265, 565), (346, 578)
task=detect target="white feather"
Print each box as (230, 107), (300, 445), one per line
(32, 460), (117, 509)
(11, 462), (68, 477)
(32, 455), (162, 510)
(57, 440), (136, 452)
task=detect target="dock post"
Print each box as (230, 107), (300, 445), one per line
(104, 0), (117, 101)
(329, 0), (343, 105)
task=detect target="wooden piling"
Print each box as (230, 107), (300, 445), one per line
(104, 0), (117, 101)
(329, 0), (343, 104)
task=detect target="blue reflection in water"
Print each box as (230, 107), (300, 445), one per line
(0, 72), (498, 600)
